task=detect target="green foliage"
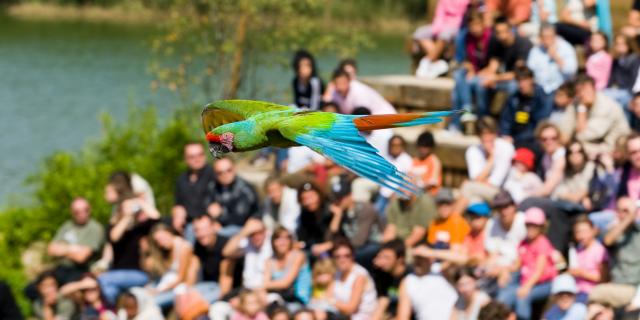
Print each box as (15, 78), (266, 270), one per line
(0, 105), (201, 314)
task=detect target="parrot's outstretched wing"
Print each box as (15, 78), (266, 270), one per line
(201, 100), (294, 134)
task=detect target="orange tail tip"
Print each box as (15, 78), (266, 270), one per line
(353, 111), (454, 131)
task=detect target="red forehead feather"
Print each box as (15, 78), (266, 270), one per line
(206, 132), (220, 142)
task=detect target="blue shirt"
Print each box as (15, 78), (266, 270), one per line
(527, 37), (578, 93)
(544, 302), (587, 320)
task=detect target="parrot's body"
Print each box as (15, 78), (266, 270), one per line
(202, 100), (455, 195)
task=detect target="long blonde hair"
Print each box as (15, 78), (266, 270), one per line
(145, 223), (175, 276)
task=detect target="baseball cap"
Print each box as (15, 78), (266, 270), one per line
(466, 202), (491, 217)
(434, 188), (455, 204)
(330, 174), (352, 201)
(513, 148), (535, 171)
(491, 190), (514, 208)
(551, 274), (578, 295)
(524, 207), (546, 225)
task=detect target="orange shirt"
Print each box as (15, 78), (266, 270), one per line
(427, 213), (470, 246)
(410, 154), (442, 196)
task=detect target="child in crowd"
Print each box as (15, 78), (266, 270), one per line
(543, 274), (587, 320)
(498, 207), (558, 320)
(462, 202), (491, 265)
(410, 130), (442, 195)
(231, 290), (269, 320)
(308, 258), (337, 314)
(586, 32), (612, 90)
(503, 148), (543, 204)
(568, 215), (609, 303)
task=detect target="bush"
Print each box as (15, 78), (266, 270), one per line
(0, 104), (201, 313)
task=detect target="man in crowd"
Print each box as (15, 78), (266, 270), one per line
(427, 188), (470, 248)
(372, 239), (409, 319)
(329, 69), (397, 115)
(261, 176), (300, 232)
(206, 157), (261, 237)
(222, 219), (272, 291)
(172, 142), (216, 240)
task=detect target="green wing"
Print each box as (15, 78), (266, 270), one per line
(201, 100), (295, 134)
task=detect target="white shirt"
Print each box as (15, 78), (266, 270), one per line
(332, 80), (397, 115)
(333, 264), (377, 320)
(239, 235), (273, 289)
(286, 146), (325, 173)
(404, 273), (458, 320)
(484, 213), (527, 266)
(465, 138), (515, 187)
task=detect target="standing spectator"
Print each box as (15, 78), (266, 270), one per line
(375, 135), (413, 214)
(328, 69), (397, 115)
(292, 50), (324, 111)
(143, 223), (194, 308)
(585, 32), (613, 90)
(409, 130), (442, 195)
(328, 238), (377, 320)
(503, 147), (543, 204)
(207, 157), (261, 237)
(499, 66), (552, 147)
(172, 142), (215, 239)
(223, 219), (273, 291)
(262, 227), (312, 304)
(32, 271), (75, 320)
(371, 240), (409, 319)
(607, 34), (640, 113)
(382, 192), (437, 248)
(566, 74), (630, 157)
(468, 18), (532, 118)
(526, 24), (578, 111)
(497, 207), (558, 320)
(543, 274), (588, 320)
(261, 176), (300, 232)
(428, 188), (470, 247)
(450, 266), (491, 320)
(568, 215), (608, 303)
(397, 245), (458, 320)
(46, 198), (105, 286)
(589, 196), (640, 308)
(533, 122), (566, 198)
(555, 0), (599, 45)
(192, 214), (235, 303)
(485, 0), (533, 26)
(413, 0), (470, 79)
(295, 182), (333, 258)
(98, 197), (159, 305)
(459, 117), (515, 208)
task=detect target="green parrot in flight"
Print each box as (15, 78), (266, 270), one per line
(202, 100), (454, 195)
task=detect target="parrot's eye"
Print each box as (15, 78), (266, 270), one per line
(208, 142), (230, 158)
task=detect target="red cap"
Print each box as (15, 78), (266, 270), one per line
(513, 148), (535, 171)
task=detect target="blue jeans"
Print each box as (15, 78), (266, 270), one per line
(453, 72), (518, 123)
(192, 282), (221, 304)
(451, 68), (473, 130)
(497, 273), (552, 320)
(98, 269), (149, 306)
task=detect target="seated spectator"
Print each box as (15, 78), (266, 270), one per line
(323, 238), (377, 319)
(192, 214), (235, 303)
(375, 135), (413, 214)
(295, 182), (333, 258)
(484, 191), (526, 291)
(413, 0), (469, 79)
(586, 32), (613, 90)
(382, 192), (437, 248)
(499, 66), (551, 148)
(533, 122), (566, 197)
(504, 148), (543, 204)
(451, 10), (492, 130)
(568, 215), (609, 303)
(32, 271), (76, 320)
(328, 69), (396, 115)
(207, 157), (261, 237)
(261, 176), (301, 232)
(450, 266), (491, 320)
(172, 142), (215, 239)
(551, 140), (594, 209)
(566, 74), (630, 157)
(307, 258), (337, 315)
(371, 239), (409, 319)
(605, 34), (640, 112)
(231, 289), (269, 320)
(142, 223), (194, 308)
(478, 301), (516, 320)
(410, 130), (442, 195)
(60, 275), (115, 319)
(589, 196), (640, 309)
(263, 227), (312, 304)
(115, 288), (164, 320)
(46, 198), (105, 287)
(223, 219), (272, 291)
(397, 245), (458, 320)
(497, 207), (558, 320)
(485, 0), (532, 26)
(543, 274), (587, 320)
(526, 24), (578, 112)
(555, 0), (599, 45)
(291, 50), (324, 111)
(350, 107), (393, 159)
(467, 18), (532, 118)
(428, 188), (470, 247)
(98, 196), (159, 305)
(459, 117), (515, 209)
(548, 83), (576, 138)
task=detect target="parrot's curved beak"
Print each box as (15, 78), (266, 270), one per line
(208, 142), (230, 159)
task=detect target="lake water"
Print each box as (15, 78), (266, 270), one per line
(0, 16), (409, 203)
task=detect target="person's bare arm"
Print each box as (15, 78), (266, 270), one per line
(517, 255), (546, 298)
(328, 204), (344, 234)
(535, 158), (565, 197)
(265, 252), (306, 290)
(222, 219), (262, 258)
(396, 279), (412, 320)
(47, 241), (69, 258)
(159, 243), (193, 292)
(219, 258), (235, 296)
(334, 275), (367, 315)
(373, 297), (390, 320)
(382, 224), (397, 243)
(65, 245), (94, 264)
(110, 214), (134, 243)
(604, 209), (635, 246)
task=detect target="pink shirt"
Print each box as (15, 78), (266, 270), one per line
(431, 0), (470, 35)
(332, 80), (397, 115)
(518, 236), (558, 285)
(576, 241), (609, 294)
(627, 168), (640, 201)
(586, 51), (613, 90)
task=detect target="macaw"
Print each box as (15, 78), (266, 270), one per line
(202, 100), (454, 195)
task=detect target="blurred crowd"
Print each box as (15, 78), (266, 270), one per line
(5, 0), (640, 319)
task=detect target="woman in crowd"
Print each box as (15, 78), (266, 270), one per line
(60, 275), (115, 319)
(451, 266), (491, 320)
(552, 140), (595, 210)
(534, 122), (566, 197)
(143, 223), (195, 308)
(263, 226), (312, 304)
(586, 31), (613, 90)
(605, 33), (640, 111)
(292, 50), (324, 111)
(296, 182), (333, 259)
